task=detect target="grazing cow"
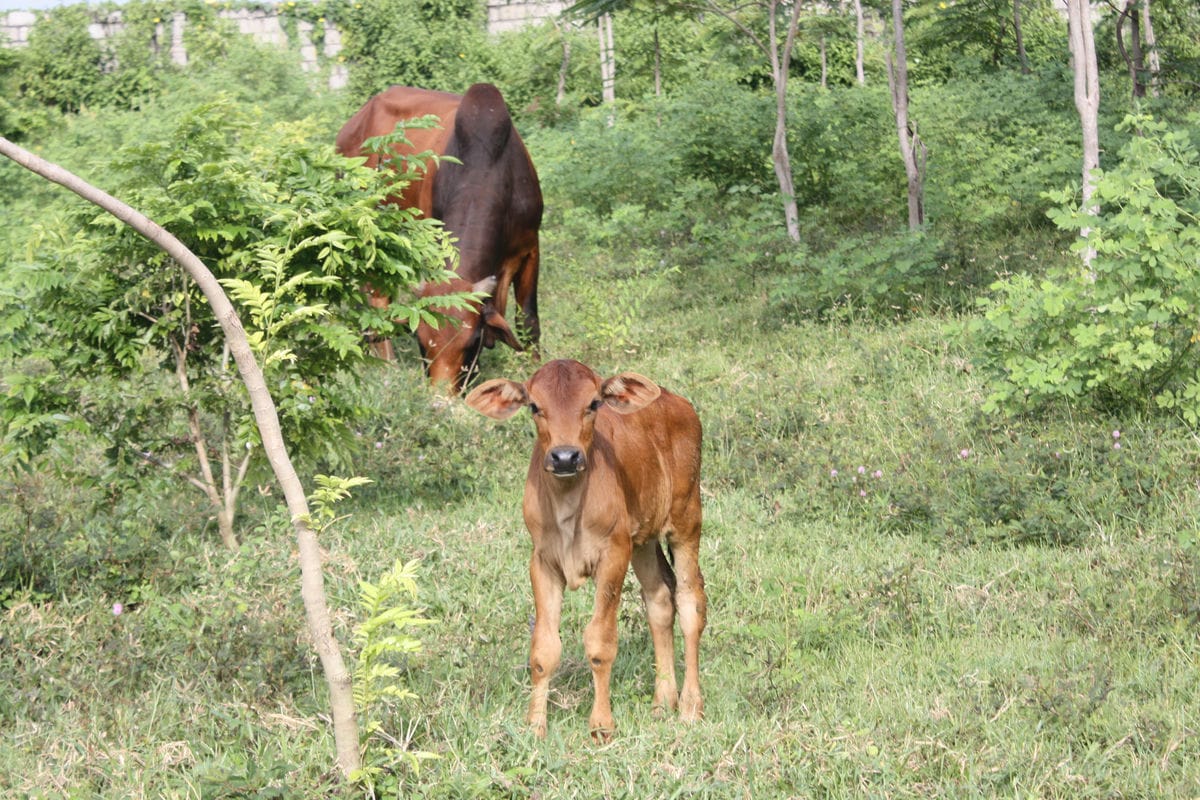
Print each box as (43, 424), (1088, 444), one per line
(336, 83), (542, 392)
(465, 359), (706, 740)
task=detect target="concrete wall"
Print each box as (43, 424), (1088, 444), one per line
(0, 1), (563, 90)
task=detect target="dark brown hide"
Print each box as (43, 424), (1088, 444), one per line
(336, 83), (542, 392)
(466, 360), (706, 740)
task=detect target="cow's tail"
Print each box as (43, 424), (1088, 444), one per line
(658, 540), (677, 597)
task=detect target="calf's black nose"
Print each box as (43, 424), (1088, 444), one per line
(546, 446), (586, 476)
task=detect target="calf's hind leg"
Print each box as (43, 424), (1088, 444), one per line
(670, 520), (706, 722)
(632, 540), (679, 715)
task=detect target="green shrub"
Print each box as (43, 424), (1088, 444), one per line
(337, 0), (493, 98)
(970, 114), (1200, 421)
(785, 84), (900, 223)
(771, 228), (951, 320)
(0, 97), (461, 551)
(15, 5), (105, 113)
(914, 71), (1081, 238)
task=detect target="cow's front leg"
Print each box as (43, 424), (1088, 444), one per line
(584, 544), (630, 741)
(528, 554), (564, 738)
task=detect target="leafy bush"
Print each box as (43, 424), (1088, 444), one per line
(914, 71), (1081, 238)
(524, 106), (686, 215)
(785, 83), (900, 224)
(907, 0), (1068, 81)
(337, 0), (493, 99)
(657, 80), (775, 196)
(0, 97), (459, 547)
(771, 228), (951, 319)
(15, 5), (106, 113)
(349, 557), (437, 793)
(488, 21), (595, 124)
(970, 114), (1200, 421)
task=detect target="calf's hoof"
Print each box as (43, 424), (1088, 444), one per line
(589, 725), (615, 744)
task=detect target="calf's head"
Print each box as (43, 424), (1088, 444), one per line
(465, 359), (661, 478)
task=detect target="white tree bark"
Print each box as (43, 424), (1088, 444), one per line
(1065, 0), (1100, 266)
(1141, 0), (1160, 97)
(0, 136), (362, 780)
(686, 0), (803, 241)
(887, 0), (925, 230)
(854, 0), (866, 85)
(598, 12), (616, 124)
(768, 0), (803, 241)
(820, 34), (828, 89)
(553, 17), (571, 106)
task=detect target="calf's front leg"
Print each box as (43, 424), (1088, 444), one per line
(583, 545), (631, 742)
(528, 555), (564, 738)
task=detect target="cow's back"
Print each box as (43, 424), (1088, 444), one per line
(432, 84), (543, 278)
(334, 86), (463, 214)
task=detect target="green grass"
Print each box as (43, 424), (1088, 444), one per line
(4, 215), (1200, 798)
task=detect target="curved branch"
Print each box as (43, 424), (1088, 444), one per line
(0, 136), (361, 780)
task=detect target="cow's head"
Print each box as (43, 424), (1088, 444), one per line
(417, 276), (520, 392)
(465, 359), (661, 478)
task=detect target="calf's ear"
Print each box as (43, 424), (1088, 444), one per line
(600, 372), (661, 414)
(464, 379), (529, 420)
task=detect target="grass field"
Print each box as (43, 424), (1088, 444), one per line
(4, 209), (1200, 798)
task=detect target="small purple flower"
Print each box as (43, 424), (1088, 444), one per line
(859, 490), (867, 497)
(1112, 430), (1121, 440)
(959, 448), (971, 459)
(872, 470), (883, 479)
(112, 602), (124, 616)
(375, 441), (383, 449)
(830, 469), (839, 478)
(857, 466), (867, 475)
(1114, 442), (1121, 450)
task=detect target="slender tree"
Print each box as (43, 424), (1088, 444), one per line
(887, 0), (925, 229)
(1065, 0), (1100, 267)
(565, 0), (806, 240)
(1140, 0), (1160, 96)
(599, 11), (616, 119)
(855, 0), (867, 84)
(0, 136), (362, 779)
(684, 0), (805, 240)
(1014, 0), (1031, 73)
(1115, 0), (1147, 98)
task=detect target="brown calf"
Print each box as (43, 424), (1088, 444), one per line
(465, 359), (706, 740)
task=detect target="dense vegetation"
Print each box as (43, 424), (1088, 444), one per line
(3, 0), (1200, 796)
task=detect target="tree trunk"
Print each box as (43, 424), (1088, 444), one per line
(1141, 0), (1160, 97)
(767, 0), (804, 242)
(854, 0), (866, 85)
(0, 136), (362, 780)
(887, 0), (924, 230)
(1013, 0), (1030, 74)
(1065, 0), (1100, 267)
(554, 18), (570, 106)
(1116, 0), (1146, 99)
(598, 12), (616, 125)
(820, 34), (828, 90)
(654, 26), (662, 97)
